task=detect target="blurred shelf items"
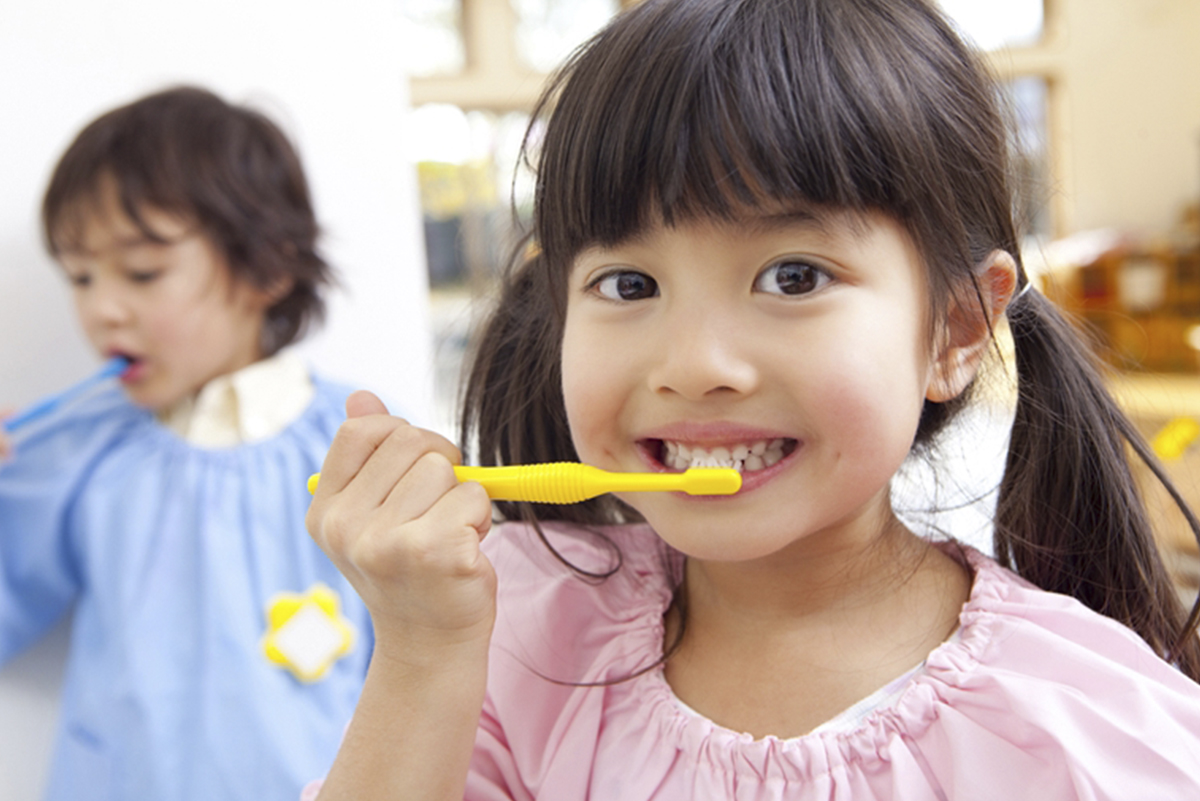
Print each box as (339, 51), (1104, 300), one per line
(1040, 204), (1200, 373)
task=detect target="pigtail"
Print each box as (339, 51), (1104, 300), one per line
(459, 250), (630, 580)
(460, 253), (577, 522)
(997, 289), (1200, 678)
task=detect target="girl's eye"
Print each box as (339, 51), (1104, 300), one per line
(67, 273), (91, 288)
(591, 270), (659, 301)
(753, 260), (830, 296)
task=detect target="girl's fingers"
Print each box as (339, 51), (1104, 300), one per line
(315, 390), (455, 505)
(378, 455), (495, 543)
(345, 389), (389, 418)
(314, 413), (412, 499)
(310, 389), (406, 500)
(360, 483), (497, 635)
(309, 407), (477, 578)
(463, 482), (494, 541)
(362, 481), (494, 581)
(381, 450), (463, 524)
(342, 424), (462, 511)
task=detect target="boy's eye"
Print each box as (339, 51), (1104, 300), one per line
(128, 269), (163, 284)
(591, 270), (658, 301)
(753, 260), (829, 296)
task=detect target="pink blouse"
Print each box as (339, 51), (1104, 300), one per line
(463, 523), (1200, 800)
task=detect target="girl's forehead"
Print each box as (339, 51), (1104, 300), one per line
(572, 203), (877, 257)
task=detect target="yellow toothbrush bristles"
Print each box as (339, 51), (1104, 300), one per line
(306, 463), (741, 503)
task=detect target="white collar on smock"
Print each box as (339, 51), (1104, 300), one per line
(156, 350), (315, 447)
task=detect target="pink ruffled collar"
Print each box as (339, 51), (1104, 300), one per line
(607, 534), (1018, 781)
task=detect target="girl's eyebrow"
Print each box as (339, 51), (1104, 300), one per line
(618, 209), (831, 247)
(743, 208), (875, 244)
(742, 209), (831, 236)
(578, 208), (851, 260)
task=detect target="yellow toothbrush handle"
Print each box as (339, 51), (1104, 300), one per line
(306, 463), (740, 503)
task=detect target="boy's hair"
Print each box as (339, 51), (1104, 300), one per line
(42, 85), (333, 355)
(462, 0), (1200, 677)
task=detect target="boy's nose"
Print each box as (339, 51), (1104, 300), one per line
(80, 280), (133, 328)
(646, 307), (759, 400)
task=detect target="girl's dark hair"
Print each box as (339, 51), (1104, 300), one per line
(42, 85), (333, 355)
(461, 0), (1200, 677)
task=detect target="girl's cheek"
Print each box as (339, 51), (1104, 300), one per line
(561, 372), (619, 462)
(562, 385), (600, 457)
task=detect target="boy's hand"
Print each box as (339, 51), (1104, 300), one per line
(0, 408), (14, 461)
(305, 390), (497, 663)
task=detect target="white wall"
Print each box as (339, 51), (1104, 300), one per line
(0, 1), (433, 797)
(1055, 0), (1200, 237)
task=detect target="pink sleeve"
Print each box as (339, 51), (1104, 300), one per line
(905, 555), (1200, 798)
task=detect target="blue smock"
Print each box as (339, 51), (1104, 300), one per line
(0, 377), (373, 800)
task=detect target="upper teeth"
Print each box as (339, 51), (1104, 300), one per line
(664, 439), (789, 473)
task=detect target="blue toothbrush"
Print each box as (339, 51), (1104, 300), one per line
(4, 355), (131, 433)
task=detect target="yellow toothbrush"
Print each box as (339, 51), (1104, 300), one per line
(306, 463), (741, 503)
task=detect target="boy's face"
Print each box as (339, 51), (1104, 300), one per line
(57, 179), (275, 411)
(561, 209), (945, 565)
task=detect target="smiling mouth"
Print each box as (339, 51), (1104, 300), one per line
(649, 438), (798, 473)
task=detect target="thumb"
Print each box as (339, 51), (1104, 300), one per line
(345, 390), (389, 418)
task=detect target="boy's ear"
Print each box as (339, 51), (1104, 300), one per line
(259, 275), (295, 306)
(926, 250), (1018, 403)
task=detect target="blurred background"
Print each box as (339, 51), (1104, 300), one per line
(2, 0), (1199, 796)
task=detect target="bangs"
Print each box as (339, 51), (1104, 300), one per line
(531, 0), (1005, 274)
(45, 172), (181, 256)
(43, 86), (239, 257)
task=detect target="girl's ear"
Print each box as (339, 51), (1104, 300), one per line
(926, 250), (1018, 402)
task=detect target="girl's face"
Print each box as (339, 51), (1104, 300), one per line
(562, 209), (945, 563)
(58, 179), (274, 411)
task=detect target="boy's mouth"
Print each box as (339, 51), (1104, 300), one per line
(646, 438), (798, 474)
(107, 351), (143, 380)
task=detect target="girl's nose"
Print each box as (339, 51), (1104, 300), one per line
(646, 308), (759, 400)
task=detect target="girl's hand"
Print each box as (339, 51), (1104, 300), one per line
(305, 390), (497, 661)
(306, 390), (496, 800)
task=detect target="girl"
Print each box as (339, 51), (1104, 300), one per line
(0, 87), (374, 800)
(306, 0), (1200, 798)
